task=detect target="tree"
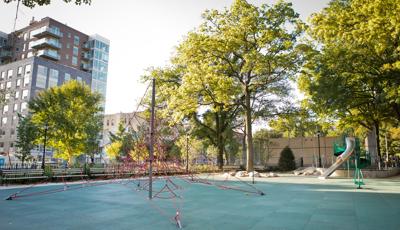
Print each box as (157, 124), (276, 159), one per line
(145, 67), (240, 169)
(105, 141), (122, 161)
(174, 0), (305, 171)
(15, 113), (38, 165)
(28, 80), (102, 164)
(3, 0), (91, 8)
(278, 146), (295, 171)
(299, 0), (400, 159)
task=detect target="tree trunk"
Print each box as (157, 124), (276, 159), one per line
(215, 113), (224, 169)
(374, 121), (381, 159)
(245, 86), (254, 172)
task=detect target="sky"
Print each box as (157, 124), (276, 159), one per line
(0, 0), (331, 115)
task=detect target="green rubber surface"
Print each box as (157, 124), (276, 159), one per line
(0, 174), (399, 230)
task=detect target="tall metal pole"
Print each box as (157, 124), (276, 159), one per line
(13, 0), (20, 32)
(149, 78), (156, 200)
(186, 135), (189, 173)
(317, 131), (321, 168)
(41, 123), (48, 170)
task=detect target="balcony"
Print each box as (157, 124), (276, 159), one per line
(31, 38), (61, 50)
(31, 26), (62, 38)
(37, 49), (60, 61)
(82, 42), (90, 50)
(0, 50), (12, 60)
(81, 52), (90, 60)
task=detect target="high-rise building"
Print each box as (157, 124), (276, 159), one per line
(0, 17), (109, 159)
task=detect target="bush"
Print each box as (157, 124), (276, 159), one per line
(44, 165), (53, 178)
(278, 146), (296, 171)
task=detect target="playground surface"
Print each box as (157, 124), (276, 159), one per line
(0, 174), (399, 230)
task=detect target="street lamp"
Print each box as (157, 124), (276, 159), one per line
(41, 122), (49, 170)
(317, 130), (321, 168)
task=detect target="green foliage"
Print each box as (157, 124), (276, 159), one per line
(3, 0), (91, 8)
(15, 114), (38, 164)
(145, 0), (305, 171)
(176, 135), (205, 163)
(28, 80), (102, 164)
(44, 165), (53, 177)
(278, 146), (296, 171)
(299, 0), (400, 157)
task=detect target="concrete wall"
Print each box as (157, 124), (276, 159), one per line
(250, 136), (339, 168)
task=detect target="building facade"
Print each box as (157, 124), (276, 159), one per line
(0, 17), (109, 159)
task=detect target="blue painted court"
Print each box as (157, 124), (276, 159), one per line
(1, 175), (399, 230)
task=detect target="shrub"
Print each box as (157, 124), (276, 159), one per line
(278, 146), (296, 171)
(44, 165), (53, 178)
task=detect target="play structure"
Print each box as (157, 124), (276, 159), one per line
(319, 137), (355, 179)
(319, 136), (370, 188)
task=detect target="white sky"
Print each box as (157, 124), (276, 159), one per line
(0, 0), (330, 114)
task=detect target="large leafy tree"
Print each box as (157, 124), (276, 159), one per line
(174, 0), (305, 171)
(15, 113), (38, 165)
(145, 67), (240, 169)
(28, 80), (102, 164)
(3, 0), (91, 8)
(299, 0), (400, 159)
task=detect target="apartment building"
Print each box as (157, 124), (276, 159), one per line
(0, 17), (109, 158)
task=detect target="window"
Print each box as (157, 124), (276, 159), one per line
(10, 129), (14, 136)
(11, 115), (17, 125)
(25, 64), (31, 75)
(17, 66), (23, 76)
(67, 32), (71, 38)
(48, 69), (59, 87)
(74, 35), (80, 45)
(5, 93), (9, 100)
(64, 73), (71, 82)
(23, 33), (27, 40)
(6, 81), (11, 89)
(1, 117), (6, 125)
(22, 90), (29, 99)
(21, 54), (25, 59)
(27, 52), (33, 58)
(7, 69), (13, 79)
(23, 75), (30, 86)
(77, 76), (82, 82)
(15, 91), (19, 99)
(65, 54), (69, 60)
(36, 65), (47, 88)
(66, 43), (70, 49)
(0, 72), (4, 80)
(13, 103), (18, 112)
(16, 79), (21, 87)
(0, 83), (4, 89)
(21, 102), (27, 111)
(3, 105), (8, 114)
(72, 56), (78, 66)
(73, 46), (79, 56)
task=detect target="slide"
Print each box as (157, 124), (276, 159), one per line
(319, 137), (355, 179)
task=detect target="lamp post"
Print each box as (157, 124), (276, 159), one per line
(41, 122), (49, 170)
(317, 130), (321, 168)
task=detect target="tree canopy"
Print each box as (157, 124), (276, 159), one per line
(15, 113), (38, 164)
(171, 0), (305, 171)
(3, 0), (91, 8)
(28, 80), (102, 164)
(299, 0), (400, 159)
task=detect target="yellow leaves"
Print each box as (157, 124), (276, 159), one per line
(106, 141), (122, 160)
